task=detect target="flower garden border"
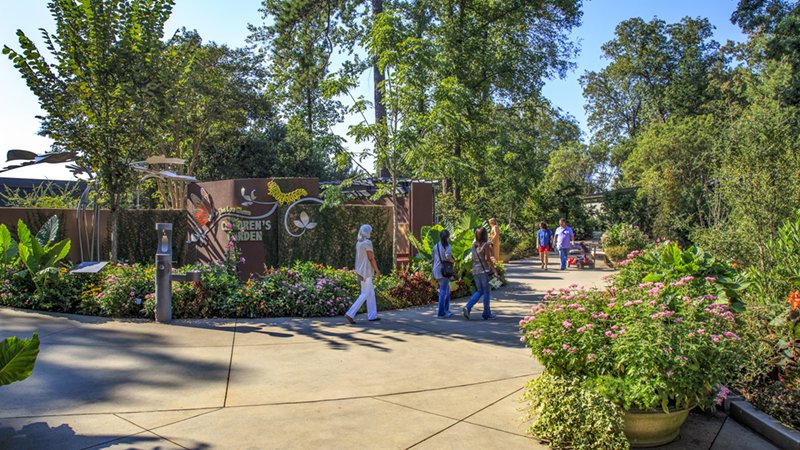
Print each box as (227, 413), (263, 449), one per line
(725, 395), (800, 450)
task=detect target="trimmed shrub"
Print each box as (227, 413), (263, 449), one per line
(116, 209), (189, 264)
(279, 204), (393, 274)
(603, 245), (628, 264)
(388, 270), (437, 307)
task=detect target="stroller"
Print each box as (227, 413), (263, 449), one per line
(568, 242), (595, 269)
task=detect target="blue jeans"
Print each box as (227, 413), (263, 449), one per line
(437, 278), (451, 316)
(559, 248), (570, 269)
(466, 272), (492, 318)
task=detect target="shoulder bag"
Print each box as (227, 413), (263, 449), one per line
(474, 243), (494, 280)
(437, 243), (454, 278)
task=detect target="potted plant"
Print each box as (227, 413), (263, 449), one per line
(520, 278), (743, 448)
(498, 224), (520, 262)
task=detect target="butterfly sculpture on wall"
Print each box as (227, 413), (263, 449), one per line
(188, 187), (216, 227)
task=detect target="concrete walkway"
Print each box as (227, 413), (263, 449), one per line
(0, 259), (778, 449)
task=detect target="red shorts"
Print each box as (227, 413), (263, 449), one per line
(538, 245), (550, 253)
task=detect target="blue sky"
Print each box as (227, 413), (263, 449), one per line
(0, 0), (747, 180)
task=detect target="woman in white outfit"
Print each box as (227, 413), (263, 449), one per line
(345, 224), (381, 323)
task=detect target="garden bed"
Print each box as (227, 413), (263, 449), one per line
(0, 260), (442, 320)
(726, 395), (800, 450)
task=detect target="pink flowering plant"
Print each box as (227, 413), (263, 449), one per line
(84, 263), (155, 317)
(601, 223), (649, 251)
(520, 281), (744, 412)
(613, 242), (747, 309)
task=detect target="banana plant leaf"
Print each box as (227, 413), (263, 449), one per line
(0, 333), (40, 386)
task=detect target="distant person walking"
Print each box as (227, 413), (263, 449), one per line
(554, 218), (575, 270)
(345, 224), (381, 324)
(463, 226), (498, 320)
(489, 218), (501, 261)
(537, 222), (554, 270)
(432, 229), (455, 318)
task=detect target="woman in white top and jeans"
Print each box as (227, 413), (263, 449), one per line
(432, 229), (454, 318)
(346, 224), (381, 324)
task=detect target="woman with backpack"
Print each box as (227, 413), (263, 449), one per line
(432, 229), (455, 318)
(463, 226), (499, 320)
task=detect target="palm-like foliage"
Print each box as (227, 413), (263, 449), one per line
(407, 211), (484, 282)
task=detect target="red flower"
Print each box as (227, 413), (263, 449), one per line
(788, 291), (800, 311)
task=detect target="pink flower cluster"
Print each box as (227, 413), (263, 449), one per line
(704, 304), (735, 321)
(716, 386), (731, 406)
(650, 310), (676, 320)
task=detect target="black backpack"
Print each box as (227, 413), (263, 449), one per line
(437, 244), (454, 278)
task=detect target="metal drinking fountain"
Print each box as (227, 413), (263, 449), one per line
(155, 223), (201, 323)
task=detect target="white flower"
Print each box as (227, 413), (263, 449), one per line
(293, 212), (317, 230)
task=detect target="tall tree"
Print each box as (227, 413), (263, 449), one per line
(391, 0), (582, 203)
(249, 0), (367, 174)
(581, 17), (722, 155)
(3, 0), (174, 261)
(732, 0), (800, 105)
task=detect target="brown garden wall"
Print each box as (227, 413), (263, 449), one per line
(0, 207), (109, 263)
(0, 178), (434, 275)
(0, 208), (187, 264)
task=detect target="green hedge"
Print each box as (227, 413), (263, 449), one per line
(278, 204), (393, 273)
(116, 210), (190, 264)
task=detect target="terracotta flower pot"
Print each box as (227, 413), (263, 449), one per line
(623, 406), (693, 447)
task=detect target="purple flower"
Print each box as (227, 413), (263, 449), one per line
(716, 386), (731, 406)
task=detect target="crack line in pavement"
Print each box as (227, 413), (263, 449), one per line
(111, 414), (191, 450)
(79, 430), (151, 450)
(372, 389), (532, 440)
(707, 414), (728, 450)
(220, 373), (534, 411)
(223, 319), (238, 407)
(113, 407), (224, 447)
(0, 406), (222, 421)
(405, 386), (527, 448)
(0, 374), (535, 421)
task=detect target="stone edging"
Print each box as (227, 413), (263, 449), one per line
(725, 396), (800, 450)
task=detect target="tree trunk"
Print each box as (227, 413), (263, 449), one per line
(372, 0), (387, 174)
(391, 148), (399, 270)
(453, 140), (462, 201)
(110, 192), (119, 263)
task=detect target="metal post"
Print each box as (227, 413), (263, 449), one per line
(155, 223), (173, 323)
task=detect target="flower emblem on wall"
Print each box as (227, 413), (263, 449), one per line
(293, 212), (317, 231)
(240, 187), (257, 206)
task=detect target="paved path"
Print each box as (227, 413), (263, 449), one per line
(0, 259), (777, 449)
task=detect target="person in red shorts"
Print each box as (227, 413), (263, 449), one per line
(536, 222), (554, 270)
